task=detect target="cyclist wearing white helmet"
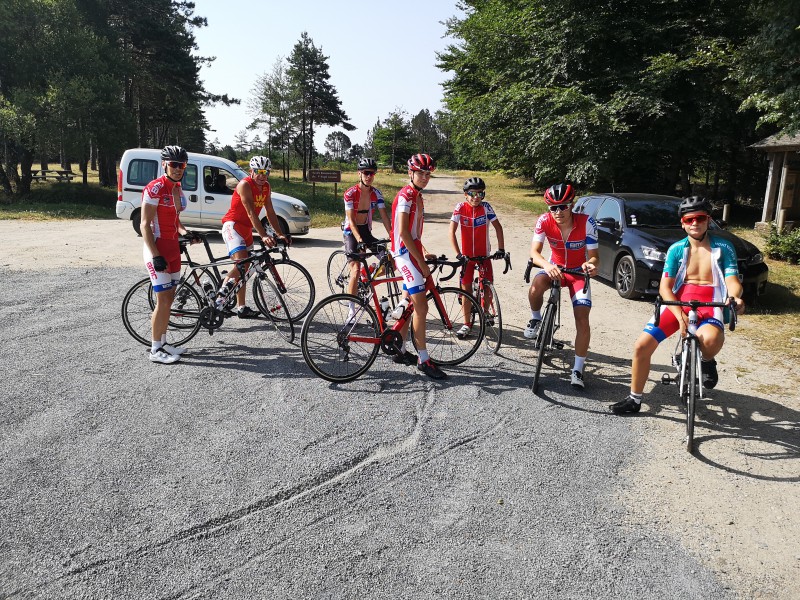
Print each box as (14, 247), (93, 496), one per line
(220, 155), (289, 318)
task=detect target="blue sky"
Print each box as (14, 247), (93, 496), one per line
(191, 0), (462, 149)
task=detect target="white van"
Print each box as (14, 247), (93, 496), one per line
(116, 149), (311, 237)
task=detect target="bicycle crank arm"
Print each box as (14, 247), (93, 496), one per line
(661, 373), (673, 385)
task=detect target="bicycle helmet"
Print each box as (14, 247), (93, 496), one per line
(463, 177), (486, 192)
(407, 153), (436, 172)
(678, 195), (712, 217)
(161, 145), (188, 163)
(249, 155), (271, 171)
(358, 157), (378, 171)
(543, 183), (576, 205)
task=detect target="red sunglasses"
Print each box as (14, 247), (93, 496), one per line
(681, 214), (709, 225)
(167, 161), (186, 169)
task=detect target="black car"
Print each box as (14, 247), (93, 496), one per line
(572, 193), (769, 300)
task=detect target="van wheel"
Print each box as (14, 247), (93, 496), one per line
(262, 216), (290, 236)
(131, 209), (142, 236)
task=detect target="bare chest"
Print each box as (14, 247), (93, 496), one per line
(684, 246), (714, 285)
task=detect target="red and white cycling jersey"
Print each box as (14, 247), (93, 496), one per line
(142, 175), (184, 240)
(222, 176), (270, 226)
(391, 184), (424, 256)
(451, 201), (498, 256)
(342, 185), (385, 235)
(532, 212), (598, 269)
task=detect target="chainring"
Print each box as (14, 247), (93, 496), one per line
(380, 330), (403, 355)
(199, 306), (225, 331)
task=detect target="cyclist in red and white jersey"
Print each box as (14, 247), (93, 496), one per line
(449, 177), (505, 338)
(526, 183), (599, 389)
(219, 155), (289, 319)
(390, 153), (447, 380)
(141, 145), (199, 364)
(342, 158), (391, 315)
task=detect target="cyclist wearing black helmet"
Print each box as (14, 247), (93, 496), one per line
(525, 182), (599, 389)
(141, 145), (199, 364)
(341, 158), (392, 313)
(449, 177), (505, 338)
(611, 196), (745, 414)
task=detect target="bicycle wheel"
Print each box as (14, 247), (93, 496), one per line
(481, 281), (503, 354)
(326, 250), (350, 294)
(531, 303), (555, 394)
(253, 276), (295, 344)
(414, 287), (485, 366)
(254, 258), (315, 321)
(300, 293), (380, 383)
(686, 338), (699, 453)
(122, 278), (203, 347)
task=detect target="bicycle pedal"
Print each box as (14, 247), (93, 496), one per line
(553, 341), (564, 350)
(661, 373), (672, 385)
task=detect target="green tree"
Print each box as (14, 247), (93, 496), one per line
(324, 131), (352, 161)
(371, 111), (415, 171)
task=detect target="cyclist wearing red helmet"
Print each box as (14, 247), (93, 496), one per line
(526, 182), (599, 389)
(390, 153), (447, 379)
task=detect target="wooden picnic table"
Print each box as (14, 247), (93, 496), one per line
(31, 169), (76, 182)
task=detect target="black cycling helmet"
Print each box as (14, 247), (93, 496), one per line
(678, 195), (712, 217)
(463, 177), (486, 192)
(543, 183), (576, 205)
(358, 157), (378, 171)
(161, 145), (188, 163)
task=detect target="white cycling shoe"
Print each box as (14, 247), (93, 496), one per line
(149, 347), (180, 364)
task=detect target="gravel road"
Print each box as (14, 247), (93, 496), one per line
(0, 176), (797, 599)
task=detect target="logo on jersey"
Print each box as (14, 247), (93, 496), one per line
(401, 265), (414, 282)
(565, 240), (586, 250)
(472, 215), (487, 227)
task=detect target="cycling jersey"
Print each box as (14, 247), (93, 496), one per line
(223, 176), (270, 227)
(643, 283), (723, 342)
(532, 212), (598, 269)
(391, 184), (424, 258)
(142, 175), (184, 240)
(451, 201), (497, 256)
(342, 185), (385, 236)
(663, 235), (739, 302)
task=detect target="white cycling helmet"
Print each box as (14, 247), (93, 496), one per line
(249, 156), (271, 171)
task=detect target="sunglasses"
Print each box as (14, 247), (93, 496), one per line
(361, 171), (376, 176)
(253, 169), (270, 175)
(548, 204), (571, 213)
(167, 161), (186, 169)
(466, 190), (486, 198)
(681, 214), (709, 225)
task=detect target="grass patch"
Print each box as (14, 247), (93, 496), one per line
(0, 181), (116, 220)
(447, 170), (547, 215)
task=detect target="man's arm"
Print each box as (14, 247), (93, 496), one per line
(378, 206), (392, 236)
(449, 220), (461, 257)
(725, 274), (745, 314)
(530, 239), (560, 279)
(141, 202), (159, 257)
(492, 220), (505, 252)
(582, 248), (599, 276)
(398, 212), (430, 278)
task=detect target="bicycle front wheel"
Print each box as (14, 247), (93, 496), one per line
(326, 250), (350, 294)
(481, 281), (503, 354)
(121, 278), (203, 347)
(415, 287), (485, 366)
(532, 303), (555, 394)
(300, 294), (380, 383)
(253, 276), (295, 344)
(254, 258), (315, 321)
(686, 338), (699, 453)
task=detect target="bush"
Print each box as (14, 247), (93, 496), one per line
(764, 224), (800, 264)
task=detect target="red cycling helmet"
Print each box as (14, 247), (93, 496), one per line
(543, 183), (576, 205)
(407, 153), (436, 172)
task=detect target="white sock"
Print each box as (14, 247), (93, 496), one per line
(530, 310), (541, 321)
(151, 341), (163, 353)
(418, 349), (430, 363)
(630, 392), (643, 404)
(573, 356), (586, 372)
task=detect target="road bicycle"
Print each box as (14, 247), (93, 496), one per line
(301, 254), (485, 383)
(524, 260), (590, 394)
(326, 239), (402, 310)
(655, 296), (737, 453)
(461, 252), (512, 354)
(122, 235), (295, 346)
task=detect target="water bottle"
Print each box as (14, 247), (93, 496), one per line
(472, 278), (479, 295)
(390, 297), (409, 320)
(201, 277), (215, 301)
(215, 280), (233, 308)
(379, 296), (390, 317)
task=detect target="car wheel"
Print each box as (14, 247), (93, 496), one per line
(262, 216), (290, 236)
(131, 209), (142, 237)
(614, 254), (639, 299)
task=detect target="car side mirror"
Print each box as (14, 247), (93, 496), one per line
(597, 217), (618, 230)
(716, 219), (728, 229)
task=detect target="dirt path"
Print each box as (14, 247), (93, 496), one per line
(2, 175), (798, 598)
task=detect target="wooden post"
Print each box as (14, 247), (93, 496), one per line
(722, 203), (730, 223)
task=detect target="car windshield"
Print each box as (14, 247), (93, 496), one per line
(233, 166), (247, 180)
(624, 199), (718, 229)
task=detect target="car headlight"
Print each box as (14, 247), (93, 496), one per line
(747, 253), (764, 265)
(641, 246), (667, 261)
(291, 203), (305, 214)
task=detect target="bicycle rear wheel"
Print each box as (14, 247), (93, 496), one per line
(686, 338), (699, 453)
(481, 281), (503, 354)
(300, 294), (380, 383)
(253, 277), (295, 344)
(254, 258), (315, 321)
(121, 278), (203, 347)
(532, 303), (555, 394)
(326, 250), (350, 294)
(415, 287), (485, 366)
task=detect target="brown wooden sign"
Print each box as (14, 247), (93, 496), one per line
(309, 169), (341, 183)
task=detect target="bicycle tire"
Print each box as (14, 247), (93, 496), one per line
(253, 276), (295, 344)
(532, 303), (555, 394)
(414, 287), (485, 366)
(481, 281), (503, 354)
(122, 277), (203, 347)
(300, 293), (380, 383)
(254, 258), (315, 321)
(686, 338), (699, 453)
(326, 250), (350, 294)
